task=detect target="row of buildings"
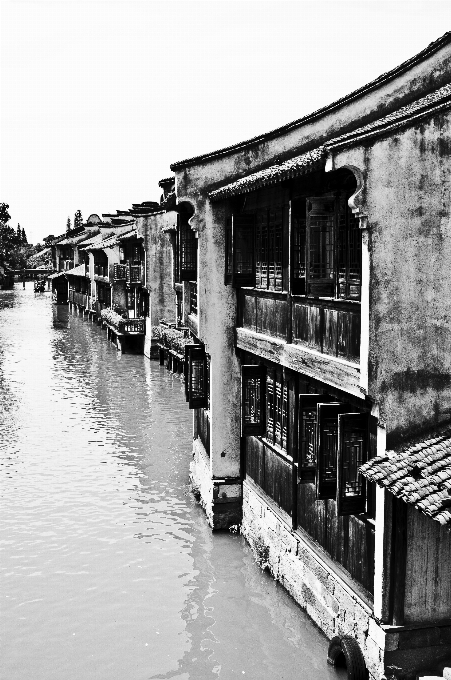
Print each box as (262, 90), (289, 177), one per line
(49, 33), (451, 680)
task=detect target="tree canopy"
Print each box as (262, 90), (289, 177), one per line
(74, 210), (83, 230)
(0, 203), (32, 269)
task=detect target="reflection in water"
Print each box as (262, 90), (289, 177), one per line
(1, 284), (344, 680)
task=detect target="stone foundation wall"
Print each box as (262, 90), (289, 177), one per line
(242, 480), (451, 679)
(242, 480), (383, 679)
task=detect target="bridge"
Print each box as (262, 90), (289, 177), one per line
(12, 269), (55, 281)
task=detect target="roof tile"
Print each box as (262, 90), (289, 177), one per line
(360, 425), (451, 525)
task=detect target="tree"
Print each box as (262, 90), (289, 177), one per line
(17, 224), (22, 242)
(21, 228), (27, 244)
(43, 234), (56, 245)
(74, 209), (83, 230)
(66, 217), (71, 232)
(0, 203), (11, 225)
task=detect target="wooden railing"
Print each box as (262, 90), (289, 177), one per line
(239, 289), (360, 363)
(120, 319), (145, 334)
(196, 408), (210, 456)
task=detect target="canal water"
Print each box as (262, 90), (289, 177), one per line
(1, 285), (345, 680)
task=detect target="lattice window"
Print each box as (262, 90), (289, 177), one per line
(264, 371), (288, 451)
(187, 346), (208, 409)
(241, 364), (266, 436)
(292, 199), (306, 295)
(337, 413), (368, 515)
(179, 215), (197, 282)
(266, 375), (274, 439)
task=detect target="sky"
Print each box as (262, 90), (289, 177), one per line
(1, 0), (451, 245)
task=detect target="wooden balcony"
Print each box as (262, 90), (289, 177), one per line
(237, 289), (362, 396)
(104, 316), (145, 336)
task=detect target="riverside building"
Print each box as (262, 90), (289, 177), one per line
(167, 33), (451, 680)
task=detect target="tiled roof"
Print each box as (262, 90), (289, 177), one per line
(209, 147), (327, 201)
(47, 270), (66, 280)
(207, 83), (451, 203)
(57, 228), (99, 246)
(360, 426), (451, 525)
(328, 83), (451, 150)
(65, 264), (86, 277)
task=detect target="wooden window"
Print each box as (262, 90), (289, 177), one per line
(306, 196), (335, 297)
(255, 207), (284, 290)
(337, 413), (368, 515)
(225, 215), (254, 287)
(292, 199), (306, 295)
(187, 346), (208, 409)
(133, 245), (141, 263)
(316, 402), (349, 500)
(306, 193), (361, 301)
(337, 197), (361, 300)
(241, 365), (266, 436)
(179, 214), (197, 282)
(126, 288), (134, 309)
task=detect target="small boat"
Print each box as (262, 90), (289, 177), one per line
(34, 279), (46, 293)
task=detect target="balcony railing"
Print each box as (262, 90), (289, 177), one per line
(239, 289), (360, 363)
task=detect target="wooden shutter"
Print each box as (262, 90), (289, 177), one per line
(298, 395), (331, 483)
(306, 196), (335, 297)
(179, 214), (197, 282)
(188, 346), (208, 409)
(231, 214), (255, 287)
(316, 402), (349, 499)
(184, 343), (198, 402)
(241, 364), (266, 436)
(224, 217), (232, 285)
(337, 413), (368, 515)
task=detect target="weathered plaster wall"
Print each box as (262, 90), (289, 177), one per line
(363, 113), (451, 443)
(137, 212), (176, 327)
(199, 201), (242, 479)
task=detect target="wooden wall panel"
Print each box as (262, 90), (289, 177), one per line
(404, 507), (451, 623)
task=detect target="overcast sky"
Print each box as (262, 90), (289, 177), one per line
(1, 0), (451, 244)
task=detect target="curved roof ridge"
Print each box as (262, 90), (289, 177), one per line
(171, 32), (451, 170)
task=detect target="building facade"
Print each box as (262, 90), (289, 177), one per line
(168, 34), (451, 680)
